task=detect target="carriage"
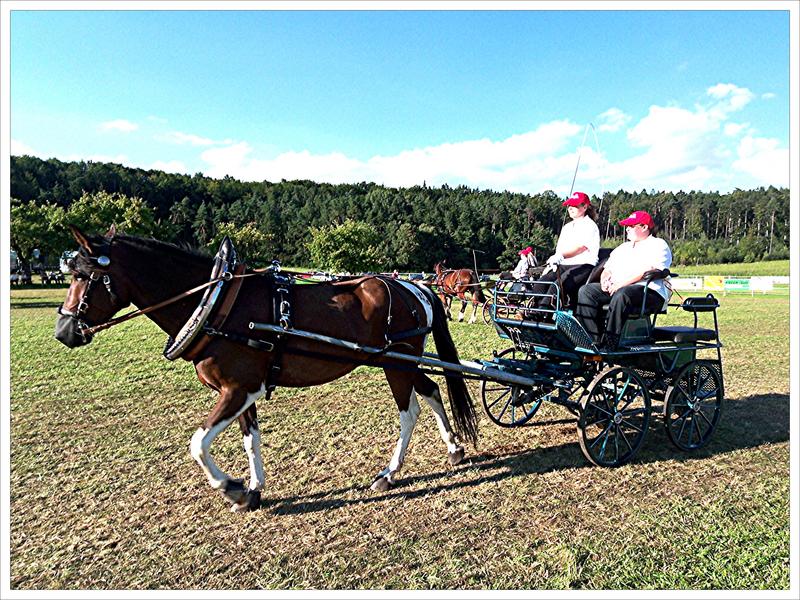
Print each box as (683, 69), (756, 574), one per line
(477, 273), (724, 467)
(57, 228), (724, 511)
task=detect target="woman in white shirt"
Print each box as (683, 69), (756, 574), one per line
(575, 210), (672, 350)
(512, 246), (537, 280)
(532, 191), (600, 311)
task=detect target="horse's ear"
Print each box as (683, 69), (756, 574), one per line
(69, 225), (94, 255)
(104, 224), (117, 239)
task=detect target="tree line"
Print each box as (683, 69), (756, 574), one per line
(10, 155), (790, 272)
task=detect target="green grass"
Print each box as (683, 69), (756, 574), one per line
(673, 259), (789, 277)
(8, 288), (790, 590)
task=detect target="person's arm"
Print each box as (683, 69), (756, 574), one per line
(608, 270), (648, 294)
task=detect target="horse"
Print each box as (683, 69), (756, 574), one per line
(432, 261), (487, 324)
(55, 226), (478, 513)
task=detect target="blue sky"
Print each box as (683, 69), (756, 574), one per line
(7, 5), (795, 195)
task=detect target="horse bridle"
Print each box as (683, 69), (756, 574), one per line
(59, 254), (266, 341)
(57, 255), (118, 342)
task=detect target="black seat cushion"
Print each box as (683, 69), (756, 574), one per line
(586, 248), (613, 284)
(652, 326), (716, 343)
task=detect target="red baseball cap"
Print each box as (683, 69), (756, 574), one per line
(518, 246), (533, 256)
(563, 191), (591, 207)
(619, 210), (654, 228)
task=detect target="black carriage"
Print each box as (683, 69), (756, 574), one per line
(479, 272), (724, 468)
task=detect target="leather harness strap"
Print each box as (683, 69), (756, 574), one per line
(183, 262), (248, 361)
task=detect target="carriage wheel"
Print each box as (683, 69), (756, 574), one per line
(664, 360), (723, 451)
(482, 300), (494, 325)
(578, 366), (651, 467)
(481, 347), (545, 427)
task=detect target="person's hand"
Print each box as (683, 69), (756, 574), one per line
(546, 253), (564, 266)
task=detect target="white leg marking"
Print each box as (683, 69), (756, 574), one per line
(243, 427), (265, 492)
(190, 384), (265, 490)
(380, 392), (421, 483)
(419, 387), (460, 454)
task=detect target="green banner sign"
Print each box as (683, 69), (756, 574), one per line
(723, 278), (750, 291)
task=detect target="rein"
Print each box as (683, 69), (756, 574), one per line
(80, 271), (262, 336)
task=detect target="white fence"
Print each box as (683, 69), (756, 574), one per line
(671, 276), (788, 295)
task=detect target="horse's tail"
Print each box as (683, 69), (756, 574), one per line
(426, 288), (478, 446)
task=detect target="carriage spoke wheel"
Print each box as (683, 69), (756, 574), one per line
(481, 347), (545, 427)
(482, 300), (494, 325)
(578, 366), (651, 467)
(664, 360), (723, 451)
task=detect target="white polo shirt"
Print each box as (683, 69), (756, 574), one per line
(556, 216), (600, 266)
(512, 254), (536, 279)
(604, 235), (673, 301)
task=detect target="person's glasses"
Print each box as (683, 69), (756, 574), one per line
(626, 224), (645, 229)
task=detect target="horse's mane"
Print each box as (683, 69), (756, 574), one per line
(108, 234), (212, 261)
(71, 233), (212, 276)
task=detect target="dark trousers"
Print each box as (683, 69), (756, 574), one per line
(575, 282), (665, 343)
(532, 263), (594, 311)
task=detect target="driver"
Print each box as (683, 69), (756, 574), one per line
(531, 191), (600, 311)
(575, 210), (672, 351)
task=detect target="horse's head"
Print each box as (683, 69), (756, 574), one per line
(434, 261), (445, 276)
(55, 225), (132, 348)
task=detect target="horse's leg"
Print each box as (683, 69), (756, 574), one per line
(190, 383), (265, 512)
(413, 371), (465, 465)
(457, 293), (467, 322)
(371, 370), (421, 492)
(468, 292), (479, 324)
(236, 402), (264, 510)
(440, 293), (452, 320)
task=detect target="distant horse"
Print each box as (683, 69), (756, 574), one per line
(432, 261), (487, 324)
(55, 226), (478, 513)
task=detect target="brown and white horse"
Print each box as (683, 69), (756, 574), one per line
(432, 261), (487, 324)
(55, 226), (478, 512)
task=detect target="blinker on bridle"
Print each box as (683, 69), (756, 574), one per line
(58, 255), (116, 342)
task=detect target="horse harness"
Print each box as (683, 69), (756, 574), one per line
(67, 238), (433, 385)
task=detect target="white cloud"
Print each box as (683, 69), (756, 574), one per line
(705, 83), (754, 117)
(761, 92), (776, 100)
(62, 152), (129, 164)
(723, 122), (749, 137)
(732, 136), (789, 187)
(157, 130), (236, 147)
(596, 108), (631, 133)
(11, 138), (36, 156)
(150, 160), (189, 174)
(199, 120), (584, 193)
(99, 119), (139, 133)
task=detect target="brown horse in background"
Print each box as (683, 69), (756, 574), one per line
(55, 227), (478, 513)
(432, 261), (487, 324)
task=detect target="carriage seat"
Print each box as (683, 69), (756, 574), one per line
(651, 326), (717, 343)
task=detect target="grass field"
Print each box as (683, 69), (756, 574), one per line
(674, 259), (789, 277)
(8, 287), (791, 590)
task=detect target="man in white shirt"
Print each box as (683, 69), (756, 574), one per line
(575, 210), (672, 350)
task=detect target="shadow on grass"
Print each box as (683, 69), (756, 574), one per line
(10, 301), (63, 309)
(262, 392), (788, 515)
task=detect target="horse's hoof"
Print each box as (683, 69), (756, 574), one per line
(230, 490), (261, 513)
(221, 478), (246, 504)
(449, 447), (465, 466)
(370, 476), (393, 492)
